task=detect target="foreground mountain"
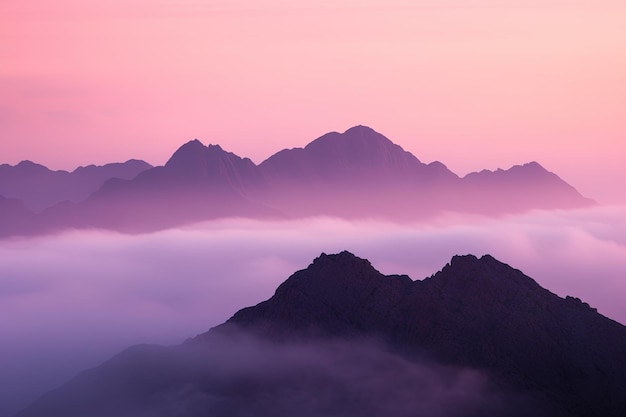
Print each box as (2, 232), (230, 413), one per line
(0, 159), (152, 212)
(0, 126), (593, 237)
(17, 252), (626, 417)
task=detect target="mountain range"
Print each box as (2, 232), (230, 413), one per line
(16, 252), (626, 417)
(0, 159), (152, 212)
(0, 126), (594, 237)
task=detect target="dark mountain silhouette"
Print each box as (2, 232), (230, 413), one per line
(210, 252), (626, 417)
(16, 252), (626, 417)
(0, 126), (594, 237)
(0, 159), (152, 212)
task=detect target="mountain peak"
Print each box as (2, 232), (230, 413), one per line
(442, 253), (534, 283)
(154, 138), (267, 194)
(164, 139), (207, 171)
(427, 253), (549, 312)
(259, 125), (443, 185)
(210, 251), (414, 339)
(14, 160), (51, 173)
(279, 250), (384, 293)
(448, 253), (500, 268)
(304, 125), (397, 152)
(207, 143), (224, 152)
(342, 124), (379, 136)
(310, 250), (373, 271)
(176, 138), (205, 152)
(450, 253), (479, 264)
(460, 160), (593, 213)
(523, 160), (543, 168)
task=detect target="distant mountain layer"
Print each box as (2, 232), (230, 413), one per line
(0, 126), (593, 237)
(17, 252), (626, 417)
(0, 159), (152, 211)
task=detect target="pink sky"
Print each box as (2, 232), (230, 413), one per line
(1, 0), (625, 202)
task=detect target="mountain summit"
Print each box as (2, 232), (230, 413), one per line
(163, 140), (264, 192)
(17, 252), (626, 417)
(259, 125), (456, 184)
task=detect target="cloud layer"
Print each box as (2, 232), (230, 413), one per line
(1, 205), (625, 416)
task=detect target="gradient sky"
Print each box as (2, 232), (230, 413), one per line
(1, 0), (625, 202)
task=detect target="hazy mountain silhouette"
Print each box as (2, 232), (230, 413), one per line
(16, 252), (626, 417)
(459, 162), (593, 213)
(259, 125), (456, 183)
(0, 126), (594, 237)
(0, 159), (152, 212)
(255, 126), (595, 218)
(37, 141), (279, 233)
(256, 125), (461, 218)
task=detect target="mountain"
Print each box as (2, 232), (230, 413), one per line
(38, 141), (279, 233)
(256, 125), (461, 218)
(0, 159), (152, 212)
(156, 139), (265, 194)
(459, 162), (595, 213)
(208, 252), (626, 417)
(256, 126), (592, 218)
(0, 126), (594, 237)
(259, 125), (456, 184)
(17, 252), (626, 417)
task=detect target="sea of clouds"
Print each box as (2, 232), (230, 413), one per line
(1, 204), (625, 416)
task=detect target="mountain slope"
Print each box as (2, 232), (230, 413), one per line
(17, 252), (626, 417)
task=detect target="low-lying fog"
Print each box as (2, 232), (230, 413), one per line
(1, 205), (625, 416)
